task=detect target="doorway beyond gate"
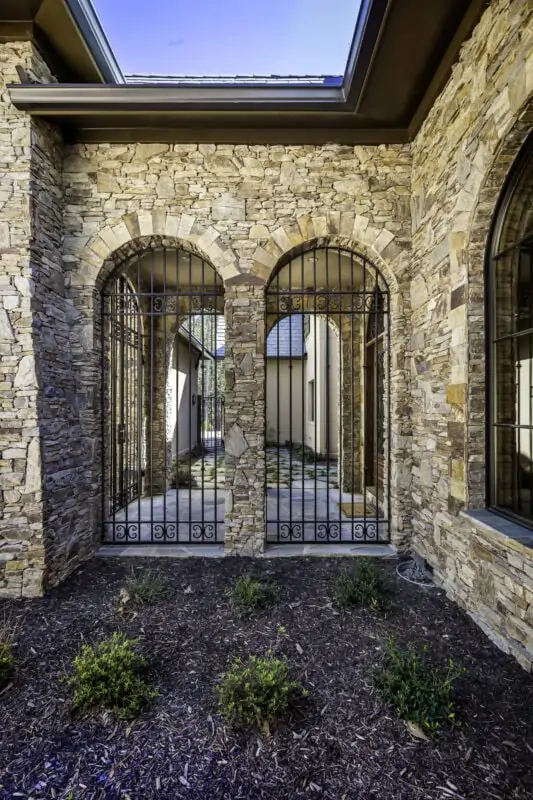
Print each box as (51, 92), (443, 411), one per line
(101, 246), (225, 544)
(265, 246), (390, 544)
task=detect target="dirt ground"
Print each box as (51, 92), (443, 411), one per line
(1, 556), (532, 800)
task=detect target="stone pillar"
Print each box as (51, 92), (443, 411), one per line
(340, 315), (362, 493)
(0, 43), (47, 597)
(224, 277), (266, 555)
(144, 315), (168, 495)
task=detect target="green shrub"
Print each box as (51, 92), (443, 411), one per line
(126, 568), (166, 606)
(0, 615), (16, 688)
(334, 558), (386, 610)
(227, 573), (277, 615)
(0, 642), (14, 688)
(67, 633), (157, 718)
(217, 652), (306, 731)
(374, 636), (465, 736)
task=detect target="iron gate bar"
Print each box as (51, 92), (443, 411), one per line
(265, 246), (391, 545)
(102, 245), (224, 545)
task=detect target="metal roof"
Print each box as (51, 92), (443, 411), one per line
(215, 315), (307, 359)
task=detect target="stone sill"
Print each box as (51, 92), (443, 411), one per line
(460, 509), (533, 555)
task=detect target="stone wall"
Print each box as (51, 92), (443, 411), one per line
(60, 144), (413, 563)
(410, 0), (533, 670)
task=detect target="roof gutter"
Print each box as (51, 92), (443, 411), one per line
(64, 0), (123, 83)
(7, 82), (347, 112)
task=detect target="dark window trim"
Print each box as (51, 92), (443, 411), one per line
(486, 132), (533, 529)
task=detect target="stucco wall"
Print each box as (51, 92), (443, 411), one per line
(266, 360), (304, 446)
(304, 318), (340, 457)
(168, 337), (200, 457)
(410, 0), (533, 670)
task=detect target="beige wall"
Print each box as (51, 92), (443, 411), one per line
(305, 318), (340, 457)
(266, 360), (304, 445)
(167, 337), (200, 456)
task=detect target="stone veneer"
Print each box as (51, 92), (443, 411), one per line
(1, 0), (533, 672)
(410, 0), (533, 670)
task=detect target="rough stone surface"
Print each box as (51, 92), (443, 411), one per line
(409, 0), (533, 670)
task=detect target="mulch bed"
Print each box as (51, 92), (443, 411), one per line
(1, 555), (532, 800)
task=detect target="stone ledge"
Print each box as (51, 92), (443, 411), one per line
(460, 508), (533, 554)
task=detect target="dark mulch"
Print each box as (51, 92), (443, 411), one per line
(1, 556), (532, 800)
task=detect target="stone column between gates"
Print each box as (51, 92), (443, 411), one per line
(224, 276), (266, 555)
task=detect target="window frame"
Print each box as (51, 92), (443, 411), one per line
(487, 132), (533, 528)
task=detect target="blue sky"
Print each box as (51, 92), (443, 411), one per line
(92, 0), (362, 77)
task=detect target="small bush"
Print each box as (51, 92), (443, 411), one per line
(126, 568), (166, 606)
(67, 633), (157, 718)
(217, 653), (306, 731)
(374, 636), (465, 736)
(334, 558), (386, 610)
(227, 574), (277, 614)
(0, 615), (16, 688)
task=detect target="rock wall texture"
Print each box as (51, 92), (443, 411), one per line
(410, 0), (533, 670)
(60, 144), (413, 563)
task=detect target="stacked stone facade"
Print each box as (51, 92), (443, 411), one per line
(410, 0), (533, 670)
(1, 0), (533, 669)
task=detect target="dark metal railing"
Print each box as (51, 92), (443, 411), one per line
(101, 247), (225, 545)
(265, 246), (390, 544)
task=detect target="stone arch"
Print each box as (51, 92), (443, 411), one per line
(464, 100), (533, 508)
(252, 216), (402, 293)
(70, 210), (240, 289)
(262, 236), (411, 548)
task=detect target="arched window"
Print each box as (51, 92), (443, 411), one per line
(488, 133), (533, 525)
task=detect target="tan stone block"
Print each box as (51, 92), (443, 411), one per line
(138, 213), (153, 237)
(450, 459), (465, 481)
(373, 229), (395, 254)
(177, 214), (196, 238)
(312, 216), (328, 237)
(5, 560), (27, 571)
(271, 226), (293, 254)
(446, 384), (466, 406)
(249, 225), (269, 239)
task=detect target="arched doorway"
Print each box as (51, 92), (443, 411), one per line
(101, 245), (225, 544)
(265, 246), (390, 544)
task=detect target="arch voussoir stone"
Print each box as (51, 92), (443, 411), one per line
(82, 211), (238, 289)
(252, 214), (400, 290)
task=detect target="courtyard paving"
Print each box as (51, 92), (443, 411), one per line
(104, 447), (385, 544)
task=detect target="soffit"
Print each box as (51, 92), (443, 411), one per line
(5, 0), (486, 143)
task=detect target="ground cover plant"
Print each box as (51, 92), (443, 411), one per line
(0, 615), (15, 689)
(67, 632), (157, 718)
(374, 635), (465, 737)
(334, 557), (387, 610)
(227, 572), (278, 614)
(124, 568), (166, 606)
(217, 652), (306, 732)
(0, 557), (532, 799)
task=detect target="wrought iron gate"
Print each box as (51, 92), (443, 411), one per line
(265, 246), (390, 544)
(102, 246), (225, 544)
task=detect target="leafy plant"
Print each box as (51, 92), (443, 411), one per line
(334, 558), (386, 610)
(0, 615), (16, 688)
(126, 568), (166, 606)
(227, 573), (277, 615)
(374, 636), (465, 736)
(217, 652), (306, 732)
(67, 633), (157, 718)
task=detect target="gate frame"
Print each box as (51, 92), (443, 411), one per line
(100, 241), (225, 545)
(264, 245), (392, 545)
